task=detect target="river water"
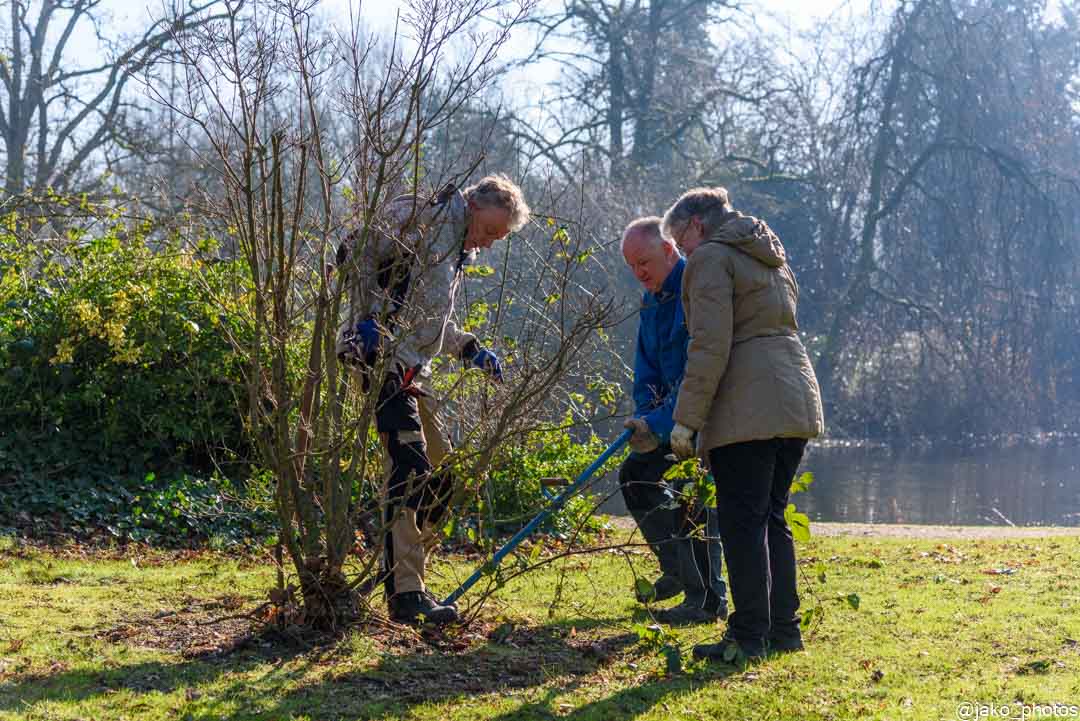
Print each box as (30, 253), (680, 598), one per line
(799, 438), (1080, 526)
(598, 438), (1080, 527)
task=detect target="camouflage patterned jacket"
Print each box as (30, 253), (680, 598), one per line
(336, 189), (477, 376)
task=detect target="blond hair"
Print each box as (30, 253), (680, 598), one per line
(464, 174), (531, 232)
(661, 187), (734, 239)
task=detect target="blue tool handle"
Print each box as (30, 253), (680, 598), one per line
(442, 428), (632, 606)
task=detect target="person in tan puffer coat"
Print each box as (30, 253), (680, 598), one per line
(661, 186), (823, 665)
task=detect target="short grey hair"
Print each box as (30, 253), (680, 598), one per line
(661, 187), (734, 239)
(464, 173), (531, 232)
(620, 216), (675, 253)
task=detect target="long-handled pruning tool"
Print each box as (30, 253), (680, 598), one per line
(442, 428), (632, 606)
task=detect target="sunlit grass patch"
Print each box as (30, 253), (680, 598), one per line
(0, 532), (1077, 720)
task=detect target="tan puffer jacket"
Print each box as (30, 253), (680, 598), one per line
(672, 212), (824, 455)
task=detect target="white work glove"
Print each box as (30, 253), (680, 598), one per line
(669, 422), (697, 460)
(623, 417), (660, 454)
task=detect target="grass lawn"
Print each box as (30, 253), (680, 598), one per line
(1, 528), (1079, 721)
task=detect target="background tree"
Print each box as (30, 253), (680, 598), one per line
(0, 0), (228, 198)
(513, 0), (771, 185)
(811, 0), (1080, 437)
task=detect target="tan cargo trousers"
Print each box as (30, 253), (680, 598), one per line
(381, 392), (452, 597)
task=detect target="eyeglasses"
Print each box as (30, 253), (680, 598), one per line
(671, 219), (693, 248)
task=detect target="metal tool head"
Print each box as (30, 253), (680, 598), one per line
(539, 476), (571, 487)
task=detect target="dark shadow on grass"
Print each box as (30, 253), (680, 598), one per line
(1, 614), (650, 720)
(233, 617), (643, 720)
(484, 672), (740, 721)
(236, 617), (746, 721)
(0, 626), (327, 712)
(469, 619), (747, 721)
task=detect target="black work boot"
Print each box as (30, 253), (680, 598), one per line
(767, 628), (804, 655)
(426, 590), (458, 612)
(635, 574), (684, 603)
(388, 591), (459, 626)
(692, 636), (765, 667)
(654, 592), (728, 626)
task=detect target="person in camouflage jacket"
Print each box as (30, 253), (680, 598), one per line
(337, 175), (530, 625)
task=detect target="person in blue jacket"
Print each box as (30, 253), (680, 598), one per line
(619, 217), (727, 625)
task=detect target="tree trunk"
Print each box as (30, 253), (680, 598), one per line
(607, 27), (626, 181)
(817, 0), (928, 402)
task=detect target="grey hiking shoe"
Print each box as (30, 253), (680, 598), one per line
(635, 575), (684, 603)
(654, 598), (728, 626)
(388, 591), (459, 626)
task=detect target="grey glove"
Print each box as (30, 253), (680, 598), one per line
(670, 422), (696, 459)
(623, 417), (660, 454)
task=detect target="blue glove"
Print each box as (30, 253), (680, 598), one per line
(355, 318), (381, 356)
(469, 346), (503, 382)
(342, 317), (381, 365)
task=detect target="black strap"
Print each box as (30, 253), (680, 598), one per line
(376, 254), (411, 322)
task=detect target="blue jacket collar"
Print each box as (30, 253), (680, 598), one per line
(647, 256), (685, 302)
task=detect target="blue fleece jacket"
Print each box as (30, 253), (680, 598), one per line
(632, 257), (688, 444)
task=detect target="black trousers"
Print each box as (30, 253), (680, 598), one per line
(376, 373), (452, 523)
(619, 445), (726, 606)
(708, 437), (807, 655)
(376, 374), (453, 598)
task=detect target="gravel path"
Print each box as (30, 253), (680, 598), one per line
(811, 522), (1080, 539)
(607, 516), (1080, 538)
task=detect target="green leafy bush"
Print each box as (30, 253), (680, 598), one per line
(468, 419), (625, 538)
(0, 214), (251, 475)
(0, 471), (274, 546)
(0, 207), (267, 544)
